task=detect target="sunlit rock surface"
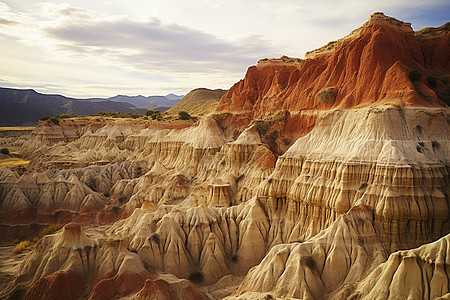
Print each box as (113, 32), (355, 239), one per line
(0, 12), (449, 300)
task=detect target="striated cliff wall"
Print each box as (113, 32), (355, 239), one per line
(1, 13), (450, 300)
(216, 13), (450, 117)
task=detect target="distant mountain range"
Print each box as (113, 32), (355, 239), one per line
(88, 94), (183, 108)
(0, 87), (184, 126)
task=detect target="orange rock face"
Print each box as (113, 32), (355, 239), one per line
(135, 279), (209, 300)
(89, 271), (152, 300)
(25, 270), (85, 300)
(216, 13), (449, 118)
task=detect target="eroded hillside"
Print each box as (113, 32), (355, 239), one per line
(0, 13), (449, 300)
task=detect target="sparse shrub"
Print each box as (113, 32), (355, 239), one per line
(188, 271), (204, 283)
(103, 192), (110, 198)
(39, 116), (50, 121)
(426, 76), (437, 88)
(178, 111), (191, 120)
(152, 112), (162, 120)
(13, 240), (30, 253)
(39, 223), (62, 238)
(409, 70), (422, 81)
(0, 148), (9, 155)
(57, 114), (80, 119)
(231, 255), (238, 263)
(93, 112), (143, 119)
(49, 117), (60, 125)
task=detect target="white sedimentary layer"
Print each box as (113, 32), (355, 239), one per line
(6, 107), (450, 298)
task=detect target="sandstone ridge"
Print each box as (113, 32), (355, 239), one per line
(0, 13), (449, 300)
(216, 12), (450, 117)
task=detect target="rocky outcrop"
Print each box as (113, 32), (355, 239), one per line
(231, 205), (388, 299)
(0, 128), (32, 149)
(13, 223), (159, 300)
(16, 223), (97, 299)
(1, 13), (449, 300)
(0, 162), (142, 224)
(217, 13), (449, 117)
(258, 106), (449, 251)
(106, 198), (272, 284)
(350, 232), (450, 299)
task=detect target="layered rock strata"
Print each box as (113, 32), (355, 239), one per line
(217, 13), (449, 117)
(350, 232), (450, 299)
(11, 223), (210, 300)
(0, 162), (142, 225)
(258, 106), (449, 251)
(1, 13), (449, 300)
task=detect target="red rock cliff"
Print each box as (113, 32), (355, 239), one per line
(216, 13), (450, 117)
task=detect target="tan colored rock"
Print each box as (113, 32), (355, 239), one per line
(258, 107), (449, 251)
(232, 205), (388, 299)
(351, 233), (450, 299)
(16, 223), (98, 286)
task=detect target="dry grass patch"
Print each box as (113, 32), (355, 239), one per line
(13, 240), (30, 254)
(0, 159), (29, 167)
(0, 127), (35, 131)
(39, 224), (63, 238)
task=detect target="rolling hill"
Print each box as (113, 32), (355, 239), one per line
(166, 88), (227, 116)
(0, 88), (182, 126)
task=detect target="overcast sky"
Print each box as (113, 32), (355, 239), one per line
(0, 0), (448, 98)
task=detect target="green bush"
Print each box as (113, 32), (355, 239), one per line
(0, 148), (9, 155)
(39, 116), (50, 121)
(94, 112), (143, 119)
(49, 117), (60, 125)
(56, 114), (80, 119)
(409, 70), (422, 81)
(426, 76), (437, 88)
(178, 111), (191, 120)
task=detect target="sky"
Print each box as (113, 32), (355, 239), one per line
(0, 0), (448, 98)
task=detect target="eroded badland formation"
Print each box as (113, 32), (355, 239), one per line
(0, 13), (449, 300)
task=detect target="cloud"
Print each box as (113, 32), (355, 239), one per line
(0, 0), (448, 98)
(0, 3), (276, 75)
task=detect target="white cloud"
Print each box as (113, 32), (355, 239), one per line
(0, 0), (448, 97)
(0, 3), (276, 74)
